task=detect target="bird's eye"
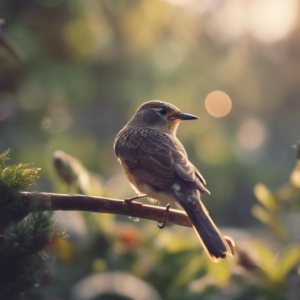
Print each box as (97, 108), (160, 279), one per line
(159, 109), (167, 115)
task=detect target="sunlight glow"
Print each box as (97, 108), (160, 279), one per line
(205, 2), (246, 44)
(162, 0), (195, 6)
(237, 119), (266, 151)
(204, 0), (298, 44)
(205, 91), (232, 118)
(246, 0), (298, 43)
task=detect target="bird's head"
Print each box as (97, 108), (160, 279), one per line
(128, 100), (199, 135)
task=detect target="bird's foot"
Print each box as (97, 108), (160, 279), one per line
(123, 195), (147, 211)
(157, 204), (170, 229)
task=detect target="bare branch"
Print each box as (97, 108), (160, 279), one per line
(20, 192), (192, 228)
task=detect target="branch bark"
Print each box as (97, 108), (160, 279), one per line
(20, 192), (192, 228)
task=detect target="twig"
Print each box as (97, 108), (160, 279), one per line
(20, 192), (192, 227)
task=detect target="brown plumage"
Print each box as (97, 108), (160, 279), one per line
(114, 100), (235, 262)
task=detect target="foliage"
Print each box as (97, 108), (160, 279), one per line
(0, 213), (52, 299)
(252, 142), (300, 239)
(37, 150), (300, 300)
(249, 143), (300, 299)
(0, 149), (40, 192)
(1, 0), (300, 299)
(0, 149), (40, 230)
(0, 150), (53, 299)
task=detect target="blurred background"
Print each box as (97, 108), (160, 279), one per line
(1, 0), (300, 299)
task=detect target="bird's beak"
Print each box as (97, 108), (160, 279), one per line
(169, 112), (199, 121)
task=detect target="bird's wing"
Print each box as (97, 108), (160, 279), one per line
(115, 128), (175, 189)
(115, 128), (209, 195)
(174, 138), (208, 192)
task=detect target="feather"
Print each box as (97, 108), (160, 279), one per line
(114, 101), (234, 262)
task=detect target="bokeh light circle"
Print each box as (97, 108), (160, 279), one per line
(246, 0), (298, 44)
(237, 119), (266, 151)
(205, 91), (232, 118)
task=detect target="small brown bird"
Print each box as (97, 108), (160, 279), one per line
(114, 100), (234, 262)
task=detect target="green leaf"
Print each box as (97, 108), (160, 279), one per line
(254, 183), (277, 211)
(251, 205), (286, 239)
(0, 150), (41, 230)
(1, 163), (40, 193)
(0, 149), (10, 170)
(205, 254), (231, 286)
(172, 255), (204, 288)
(250, 241), (277, 278)
(277, 244), (300, 281)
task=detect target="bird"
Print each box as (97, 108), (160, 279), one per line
(114, 100), (234, 262)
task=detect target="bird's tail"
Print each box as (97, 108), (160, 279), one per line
(181, 200), (235, 262)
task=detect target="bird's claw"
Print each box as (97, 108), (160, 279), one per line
(157, 204), (170, 229)
(123, 195), (147, 211)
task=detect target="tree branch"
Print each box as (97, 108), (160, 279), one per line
(20, 192), (192, 228)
